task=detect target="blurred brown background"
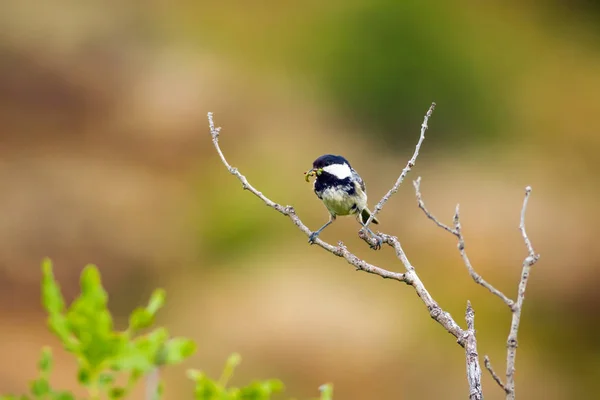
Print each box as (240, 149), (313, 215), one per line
(1, 0), (599, 399)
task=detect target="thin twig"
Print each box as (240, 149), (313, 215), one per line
(208, 112), (405, 282)
(413, 177), (541, 398)
(519, 187), (536, 257)
(146, 368), (160, 400)
(376, 232), (466, 344)
(209, 111), (541, 399)
(465, 301), (483, 400)
(484, 355), (508, 393)
(505, 186), (540, 400)
(413, 177), (456, 235)
(208, 111), (468, 347)
(454, 205), (515, 310)
(413, 178), (515, 309)
(363, 102), (436, 229)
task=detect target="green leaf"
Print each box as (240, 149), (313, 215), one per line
(186, 369), (203, 381)
(319, 384), (334, 400)
(98, 373), (115, 387)
(156, 381), (164, 400)
(111, 328), (169, 372)
(53, 392), (75, 400)
(41, 258), (65, 315)
(65, 265), (121, 369)
(38, 261), (327, 400)
(77, 367), (91, 385)
(147, 327), (169, 346)
(37, 347), (52, 374)
(47, 314), (78, 351)
(127, 368), (143, 385)
(29, 378), (49, 396)
(129, 308), (154, 331)
(189, 371), (222, 400)
(237, 383), (267, 399)
(41, 260), (80, 351)
(219, 353), (241, 387)
(80, 265), (103, 296)
(110, 345), (153, 372)
(158, 338), (196, 365)
(108, 387), (126, 399)
(147, 289), (166, 315)
(262, 380), (284, 393)
(237, 379), (285, 399)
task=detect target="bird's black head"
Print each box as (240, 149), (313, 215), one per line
(312, 154), (351, 169)
(305, 154), (354, 183)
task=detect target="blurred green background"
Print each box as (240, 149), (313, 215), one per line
(1, 0), (599, 398)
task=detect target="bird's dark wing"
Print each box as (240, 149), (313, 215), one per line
(351, 168), (366, 194)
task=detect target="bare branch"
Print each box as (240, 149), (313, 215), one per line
(519, 186), (537, 258)
(207, 112), (406, 282)
(505, 186), (540, 400)
(208, 111), (467, 347)
(207, 110), (540, 400)
(454, 205), (515, 309)
(363, 102), (436, 228)
(413, 177), (541, 399)
(413, 177), (456, 235)
(146, 368), (160, 400)
(375, 232), (466, 345)
(413, 178), (515, 309)
(484, 355), (508, 394)
(465, 302), (483, 400)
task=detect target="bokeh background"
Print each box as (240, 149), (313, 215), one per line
(1, 1), (599, 398)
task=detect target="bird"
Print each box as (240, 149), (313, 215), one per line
(304, 154), (382, 249)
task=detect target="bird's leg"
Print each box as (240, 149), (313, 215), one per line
(309, 215), (335, 244)
(359, 219), (383, 250)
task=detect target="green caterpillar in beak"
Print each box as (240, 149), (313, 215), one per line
(304, 168), (323, 182)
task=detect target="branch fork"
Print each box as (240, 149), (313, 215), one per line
(207, 103), (539, 400)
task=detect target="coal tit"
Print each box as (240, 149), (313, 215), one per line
(304, 154), (381, 248)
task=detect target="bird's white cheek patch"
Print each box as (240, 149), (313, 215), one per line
(323, 163), (352, 179)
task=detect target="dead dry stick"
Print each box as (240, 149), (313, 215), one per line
(465, 302), (483, 400)
(208, 105), (475, 342)
(413, 177), (515, 308)
(362, 102), (436, 229)
(146, 368), (160, 400)
(413, 176), (540, 399)
(504, 186), (540, 400)
(208, 105), (539, 399)
(484, 356), (508, 394)
(208, 112), (405, 282)
(207, 108), (466, 342)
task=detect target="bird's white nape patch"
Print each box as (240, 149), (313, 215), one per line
(323, 163), (352, 179)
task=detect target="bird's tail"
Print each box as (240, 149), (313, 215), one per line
(360, 208), (379, 225)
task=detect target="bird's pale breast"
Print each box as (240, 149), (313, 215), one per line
(319, 183), (367, 217)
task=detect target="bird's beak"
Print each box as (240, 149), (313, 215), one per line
(304, 168), (322, 182)
(304, 168), (316, 182)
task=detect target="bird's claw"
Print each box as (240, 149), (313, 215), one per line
(358, 228), (382, 250)
(369, 234), (383, 250)
(308, 232), (319, 244)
